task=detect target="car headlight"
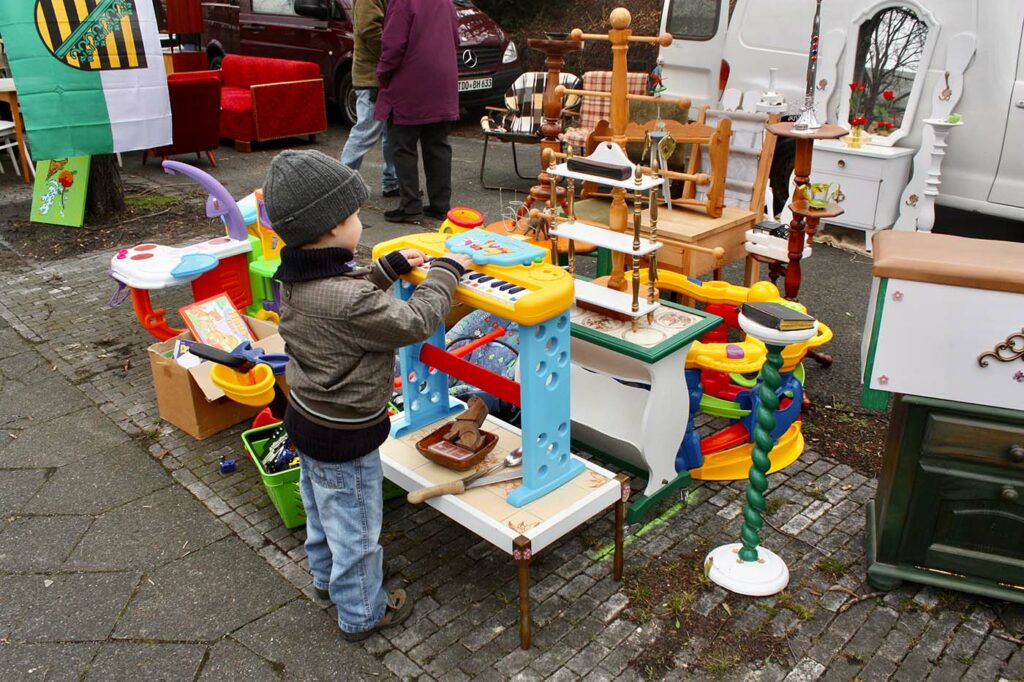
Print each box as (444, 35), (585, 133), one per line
(502, 41), (518, 64)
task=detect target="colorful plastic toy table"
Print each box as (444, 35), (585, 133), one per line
(381, 413), (628, 648)
(568, 299), (720, 522)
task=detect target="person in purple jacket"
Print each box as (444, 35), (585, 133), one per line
(375, 0), (460, 223)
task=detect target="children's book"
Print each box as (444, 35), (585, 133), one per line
(173, 339), (203, 369)
(179, 294), (256, 352)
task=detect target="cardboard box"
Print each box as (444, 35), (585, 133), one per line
(148, 316), (285, 440)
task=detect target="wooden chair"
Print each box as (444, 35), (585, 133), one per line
(684, 109), (779, 225)
(479, 71), (581, 190)
(581, 105), (733, 221)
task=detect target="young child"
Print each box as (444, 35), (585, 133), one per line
(265, 150), (471, 640)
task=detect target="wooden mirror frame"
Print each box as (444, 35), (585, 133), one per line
(838, 0), (940, 147)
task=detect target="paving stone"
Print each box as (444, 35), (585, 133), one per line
(0, 642), (99, 681)
(858, 655), (897, 681)
(65, 485), (229, 570)
(113, 538), (296, 641)
(23, 444), (171, 515)
(232, 599), (385, 678)
(0, 367), (90, 424)
(0, 515), (92, 571)
(782, 658), (826, 681)
(86, 642), (206, 681)
(0, 408), (129, 469)
(198, 638), (283, 681)
(384, 649), (424, 678)
(1, 572), (139, 642)
(0, 468), (50, 515)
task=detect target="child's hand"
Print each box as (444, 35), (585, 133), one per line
(399, 249), (425, 268)
(442, 252), (474, 269)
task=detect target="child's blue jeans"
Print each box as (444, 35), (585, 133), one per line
(298, 450), (387, 634)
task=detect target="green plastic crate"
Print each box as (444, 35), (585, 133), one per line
(241, 424), (408, 530)
(242, 424), (305, 529)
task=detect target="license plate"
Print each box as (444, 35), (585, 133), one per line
(458, 77), (492, 92)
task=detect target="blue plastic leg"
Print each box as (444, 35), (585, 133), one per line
(391, 280), (462, 437)
(676, 368), (705, 471)
(506, 312), (583, 507)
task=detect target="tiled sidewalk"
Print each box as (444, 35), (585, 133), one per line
(1, 234), (1022, 681)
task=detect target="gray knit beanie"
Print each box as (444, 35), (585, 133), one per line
(263, 150), (370, 247)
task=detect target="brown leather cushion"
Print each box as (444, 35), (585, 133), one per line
(872, 231), (1024, 294)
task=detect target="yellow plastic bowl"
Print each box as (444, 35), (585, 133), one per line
(210, 363), (276, 407)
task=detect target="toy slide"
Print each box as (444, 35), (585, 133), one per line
(690, 422), (804, 481)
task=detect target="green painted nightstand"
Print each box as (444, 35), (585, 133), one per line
(867, 394), (1024, 603)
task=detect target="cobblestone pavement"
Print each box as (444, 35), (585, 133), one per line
(1, 166), (1023, 679)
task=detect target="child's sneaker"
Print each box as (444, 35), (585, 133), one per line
(341, 589), (413, 641)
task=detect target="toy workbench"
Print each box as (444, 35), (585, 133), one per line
(380, 414), (627, 649)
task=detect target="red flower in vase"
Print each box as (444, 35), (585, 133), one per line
(851, 116), (869, 127)
(849, 82), (864, 92)
(883, 89), (895, 101)
(58, 170), (74, 188)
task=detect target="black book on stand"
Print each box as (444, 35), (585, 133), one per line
(565, 157), (632, 181)
(741, 302), (814, 332)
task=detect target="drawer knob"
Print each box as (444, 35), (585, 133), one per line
(1010, 445), (1024, 463)
(837, 159), (846, 168)
(1002, 486), (1019, 502)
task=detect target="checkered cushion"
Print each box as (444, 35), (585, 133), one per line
(561, 71), (649, 147)
(480, 72), (581, 137)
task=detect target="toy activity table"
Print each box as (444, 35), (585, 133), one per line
(373, 230), (632, 647)
(569, 299), (720, 522)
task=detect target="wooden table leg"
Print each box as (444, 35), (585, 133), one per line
(8, 94), (31, 184)
(743, 255), (760, 287)
(613, 473), (630, 581)
(513, 536), (532, 649)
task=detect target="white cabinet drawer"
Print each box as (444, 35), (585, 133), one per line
(811, 148), (886, 178)
(811, 171), (880, 229)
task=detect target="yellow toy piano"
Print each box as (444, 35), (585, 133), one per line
(372, 230), (574, 327)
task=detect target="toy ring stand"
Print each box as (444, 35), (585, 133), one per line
(211, 363), (276, 407)
(439, 207), (485, 234)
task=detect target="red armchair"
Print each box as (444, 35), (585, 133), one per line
(219, 55), (327, 152)
(145, 71), (222, 166)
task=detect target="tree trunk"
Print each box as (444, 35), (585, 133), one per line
(86, 154), (125, 222)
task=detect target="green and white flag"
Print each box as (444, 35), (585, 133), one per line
(0, 0), (171, 159)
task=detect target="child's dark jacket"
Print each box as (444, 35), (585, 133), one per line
(275, 247), (462, 461)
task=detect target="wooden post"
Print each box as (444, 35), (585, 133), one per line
(606, 8), (632, 291)
(513, 536), (533, 649)
(785, 138), (813, 299)
(614, 473), (630, 581)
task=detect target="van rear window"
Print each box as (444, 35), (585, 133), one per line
(666, 0), (721, 41)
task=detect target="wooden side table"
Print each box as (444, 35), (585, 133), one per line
(766, 122), (847, 299)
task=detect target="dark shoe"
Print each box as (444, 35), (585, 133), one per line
(383, 188), (421, 199)
(341, 589), (414, 642)
(315, 563), (393, 600)
(423, 206), (449, 221)
(384, 209), (423, 224)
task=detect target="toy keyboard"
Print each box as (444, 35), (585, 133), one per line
(372, 232), (573, 326)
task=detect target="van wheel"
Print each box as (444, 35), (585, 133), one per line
(337, 72), (357, 128)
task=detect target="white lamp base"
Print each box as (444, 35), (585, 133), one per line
(704, 543), (790, 596)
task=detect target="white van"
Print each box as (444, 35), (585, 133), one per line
(657, 0), (1024, 230)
